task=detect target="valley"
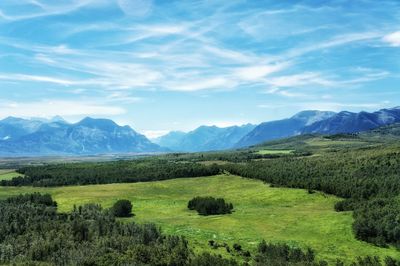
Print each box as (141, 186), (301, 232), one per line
(0, 174), (398, 264)
(1, 122), (400, 265)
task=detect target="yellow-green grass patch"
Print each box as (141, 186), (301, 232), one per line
(0, 170), (21, 181)
(256, 149), (294, 155)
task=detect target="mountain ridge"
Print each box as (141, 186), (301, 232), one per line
(235, 110), (336, 148)
(1, 106), (400, 155)
(155, 124), (256, 152)
(0, 117), (164, 156)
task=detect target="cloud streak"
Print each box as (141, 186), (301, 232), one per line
(0, 100), (126, 119)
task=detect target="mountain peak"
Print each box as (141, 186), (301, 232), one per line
(0, 116), (163, 155)
(50, 115), (67, 123)
(291, 110), (336, 126)
(1, 116), (25, 123)
(292, 110), (335, 119)
(77, 117), (119, 129)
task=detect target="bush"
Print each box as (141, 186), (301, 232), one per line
(112, 199), (133, 217)
(188, 196), (233, 216)
(233, 243), (242, 252)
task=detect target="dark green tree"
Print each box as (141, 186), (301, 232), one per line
(112, 199), (133, 217)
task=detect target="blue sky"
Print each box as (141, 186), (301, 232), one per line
(0, 0), (399, 138)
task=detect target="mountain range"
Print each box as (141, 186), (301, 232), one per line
(153, 124), (256, 152)
(235, 110), (336, 148)
(0, 117), (162, 156)
(1, 106), (400, 156)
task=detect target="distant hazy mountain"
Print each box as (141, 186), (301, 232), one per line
(236, 111), (336, 148)
(0, 117), (44, 141)
(302, 107), (400, 134)
(1, 107), (399, 155)
(153, 131), (186, 148)
(0, 117), (163, 156)
(156, 124), (256, 152)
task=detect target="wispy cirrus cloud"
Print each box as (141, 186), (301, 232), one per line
(0, 99), (126, 119)
(0, 0), (101, 22)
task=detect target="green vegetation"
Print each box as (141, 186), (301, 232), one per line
(188, 196), (233, 215)
(0, 170), (21, 181)
(112, 199), (133, 217)
(0, 175), (398, 264)
(1, 160), (219, 186)
(223, 144), (400, 246)
(2, 124), (400, 264)
(2, 192), (341, 265)
(0, 193), (199, 265)
(255, 240), (316, 265)
(256, 149), (294, 155)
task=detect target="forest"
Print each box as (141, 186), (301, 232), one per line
(1, 159), (220, 187)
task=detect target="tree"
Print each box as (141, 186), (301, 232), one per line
(112, 200), (133, 217)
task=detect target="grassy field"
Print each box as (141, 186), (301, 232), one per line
(0, 174), (398, 263)
(256, 149), (294, 155)
(0, 170), (21, 181)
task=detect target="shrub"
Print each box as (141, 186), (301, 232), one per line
(233, 243), (242, 252)
(112, 199), (133, 217)
(188, 196), (233, 215)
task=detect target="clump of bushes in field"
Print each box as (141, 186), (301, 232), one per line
(255, 240), (316, 265)
(112, 199), (133, 217)
(188, 196), (233, 215)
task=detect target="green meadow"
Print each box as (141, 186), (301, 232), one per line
(0, 174), (398, 263)
(256, 149), (294, 155)
(0, 170), (21, 181)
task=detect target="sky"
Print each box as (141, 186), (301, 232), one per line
(0, 0), (399, 138)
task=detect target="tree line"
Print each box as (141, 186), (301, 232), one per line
(0, 159), (220, 187)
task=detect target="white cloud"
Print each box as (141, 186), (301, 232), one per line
(265, 88), (305, 98)
(117, 0), (152, 17)
(0, 73), (78, 86)
(266, 72), (334, 87)
(235, 63), (289, 81)
(107, 92), (143, 104)
(286, 32), (382, 58)
(171, 77), (236, 92)
(382, 31), (400, 47)
(0, 0), (100, 21)
(258, 101), (385, 112)
(0, 100), (126, 118)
